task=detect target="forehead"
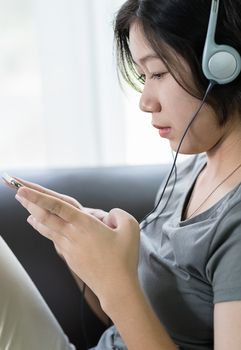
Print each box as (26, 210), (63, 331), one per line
(129, 21), (190, 78)
(129, 21), (159, 63)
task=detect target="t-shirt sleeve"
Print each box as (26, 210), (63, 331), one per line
(206, 202), (241, 304)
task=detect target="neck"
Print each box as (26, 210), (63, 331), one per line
(204, 121), (241, 180)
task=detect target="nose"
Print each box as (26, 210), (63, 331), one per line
(139, 84), (161, 113)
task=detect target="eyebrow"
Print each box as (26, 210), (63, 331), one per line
(133, 54), (161, 66)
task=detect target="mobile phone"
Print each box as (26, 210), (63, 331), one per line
(1, 172), (24, 190)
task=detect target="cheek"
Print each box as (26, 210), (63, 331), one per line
(191, 112), (221, 143)
(158, 77), (222, 152)
(161, 78), (200, 119)
(166, 99), (221, 153)
(176, 116), (222, 154)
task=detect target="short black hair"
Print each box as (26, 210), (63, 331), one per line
(114, 0), (241, 125)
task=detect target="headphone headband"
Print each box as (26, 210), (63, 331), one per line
(202, 0), (241, 84)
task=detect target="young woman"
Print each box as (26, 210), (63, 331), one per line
(1, 0), (241, 349)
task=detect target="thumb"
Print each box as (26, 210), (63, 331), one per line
(103, 208), (139, 231)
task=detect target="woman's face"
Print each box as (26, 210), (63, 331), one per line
(129, 21), (229, 155)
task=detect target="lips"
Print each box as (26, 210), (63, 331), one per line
(152, 124), (171, 138)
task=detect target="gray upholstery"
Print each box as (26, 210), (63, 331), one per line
(0, 164), (169, 349)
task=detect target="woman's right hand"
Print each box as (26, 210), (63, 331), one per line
(12, 176), (108, 222)
(12, 177), (109, 259)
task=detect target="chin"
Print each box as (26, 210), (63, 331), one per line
(169, 140), (206, 155)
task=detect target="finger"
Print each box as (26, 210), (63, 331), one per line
(16, 187), (92, 227)
(13, 176), (82, 209)
(85, 208), (108, 221)
(27, 215), (54, 240)
(27, 215), (69, 254)
(17, 195), (72, 235)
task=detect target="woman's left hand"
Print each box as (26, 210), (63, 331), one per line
(15, 186), (140, 308)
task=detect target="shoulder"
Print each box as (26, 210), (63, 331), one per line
(209, 191), (241, 248)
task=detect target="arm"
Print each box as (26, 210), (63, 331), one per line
(71, 271), (109, 325)
(206, 204), (241, 349)
(214, 301), (241, 349)
(101, 278), (177, 350)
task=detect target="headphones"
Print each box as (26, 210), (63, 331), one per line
(202, 0), (241, 84)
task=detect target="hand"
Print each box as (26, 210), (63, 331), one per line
(12, 177), (108, 220)
(11, 177), (109, 259)
(15, 186), (140, 308)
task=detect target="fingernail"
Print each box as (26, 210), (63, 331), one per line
(27, 216), (35, 225)
(15, 194), (23, 203)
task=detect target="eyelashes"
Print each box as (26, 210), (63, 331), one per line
(137, 72), (167, 83)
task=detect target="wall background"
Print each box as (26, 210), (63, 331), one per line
(0, 0), (187, 169)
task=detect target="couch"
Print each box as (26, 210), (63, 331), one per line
(0, 163), (169, 349)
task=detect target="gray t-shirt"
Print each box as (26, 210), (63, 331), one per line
(92, 154), (241, 350)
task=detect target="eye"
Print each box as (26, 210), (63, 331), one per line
(137, 72), (167, 84)
(151, 72), (167, 80)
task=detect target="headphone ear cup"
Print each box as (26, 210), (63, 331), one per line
(202, 0), (241, 85)
(204, 44), (241, 84)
